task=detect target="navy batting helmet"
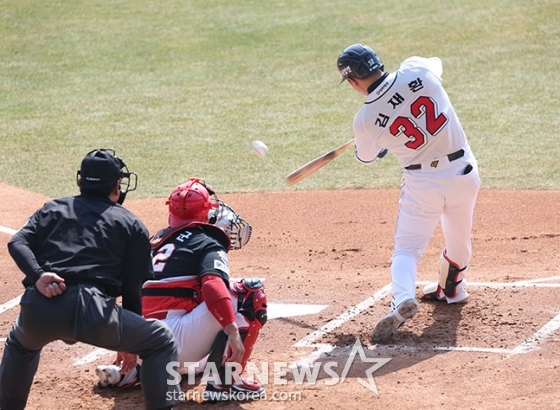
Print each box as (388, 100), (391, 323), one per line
(337, 44), (384, 82)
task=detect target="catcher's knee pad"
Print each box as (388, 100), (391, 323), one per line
(438, 250), (467, 298)
(232, 278), (267, 328)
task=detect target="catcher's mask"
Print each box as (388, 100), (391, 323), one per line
(167, 178), (219, 227)
(77, 148), (137, 205)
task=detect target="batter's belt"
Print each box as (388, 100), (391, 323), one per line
(404, 149), (464, 170)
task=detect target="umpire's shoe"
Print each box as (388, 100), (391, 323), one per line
(370, 298), (419, 344)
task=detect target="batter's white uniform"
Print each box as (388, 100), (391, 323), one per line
(352, 57), (481, 309)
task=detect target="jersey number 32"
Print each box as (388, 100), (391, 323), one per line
(389, 96), (448, 150)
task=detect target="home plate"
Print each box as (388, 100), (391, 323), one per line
(267, 302), (328, 320)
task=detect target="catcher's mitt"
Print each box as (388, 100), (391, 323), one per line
(212, 201), (252, 250)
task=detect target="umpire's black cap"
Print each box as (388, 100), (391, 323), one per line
(78, 149), (123, 184)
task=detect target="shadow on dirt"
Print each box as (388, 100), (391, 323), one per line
(286, 301), (465, 386)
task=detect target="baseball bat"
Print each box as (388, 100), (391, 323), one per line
(285, 139), (355, 186)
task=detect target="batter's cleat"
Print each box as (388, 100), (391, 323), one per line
(422, 282), (469, 304)
(95, 365), (140, 388)
(370, 298), (419, 344)
(204, 378), (265, 402)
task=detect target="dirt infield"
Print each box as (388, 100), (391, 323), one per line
(1, 183), (559, 410)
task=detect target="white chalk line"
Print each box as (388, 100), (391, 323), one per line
(0, 295), (21, 314)
(1, 219), (559, 365)
(2, 280), (556, 319)
(513, 276), (560, 285)
(73, 348), (112, 367)
(512, 310), (560, 354)
(294, 280), (560, 365)
(0, 225), (17, 236)
(72, 302), (332, 367)
(84, 332), (554, 369)
(417, 280), (560, 288)
(267, 302), (329, 320)
(294, 284), (392, 348)
(1, 279), (559, 366)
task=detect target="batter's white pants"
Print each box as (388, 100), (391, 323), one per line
(391, 147), (481, 310)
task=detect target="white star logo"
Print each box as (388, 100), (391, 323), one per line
(339, 339), (391, 396)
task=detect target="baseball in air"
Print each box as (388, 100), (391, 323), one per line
(252, 140), (269, 157)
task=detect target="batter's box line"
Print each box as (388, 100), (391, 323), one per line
(510, 276), (560, 285)
(0, 225), (17, 236)
(294, 279), (560, 363)
(0, 295), (21, 315)
(417, 280), (560, 288)
(70, 301), (331, 367)
(3, 278), (559, 363)
(293, 284), (392, 349)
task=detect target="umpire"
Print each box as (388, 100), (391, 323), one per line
(0, 149), (179, 410)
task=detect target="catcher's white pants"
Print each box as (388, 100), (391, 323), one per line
(390, 147), (480, 310)
(163, 292), (249, 374)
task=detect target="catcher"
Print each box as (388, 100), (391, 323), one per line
(96, 178), (267, 401)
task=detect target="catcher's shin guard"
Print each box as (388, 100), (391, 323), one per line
(438, 250), (467, 298)
(206, 330), (230, 385)
(205, 279), (267, 387)
(205, 324), (263, 386)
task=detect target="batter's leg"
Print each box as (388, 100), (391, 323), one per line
(422, 250), (469, 303)
(440, 176), (479, 268)
(424, 166), (480, 303)
(391, 180), (443, 308)
(372, 179), (443, 344)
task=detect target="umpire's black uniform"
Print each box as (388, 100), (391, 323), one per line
(0, 150), (179, 410)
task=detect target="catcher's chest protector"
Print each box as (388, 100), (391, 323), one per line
(142, 276), (202, 319)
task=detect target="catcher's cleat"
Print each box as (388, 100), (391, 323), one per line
(422, 282), (469, 304)
(95, 365), (140, 388)
(370, 298), (419, 344)
(204, 378), (265, 402)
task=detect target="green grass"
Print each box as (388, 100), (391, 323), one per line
(1, 0), (559, 198)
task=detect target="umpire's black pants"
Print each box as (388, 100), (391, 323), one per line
(0, 284), (180, 410)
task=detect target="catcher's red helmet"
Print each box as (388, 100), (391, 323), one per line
(166, 178), (219, 227)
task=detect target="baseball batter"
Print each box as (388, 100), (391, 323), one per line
(337, 44), (481, 343)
